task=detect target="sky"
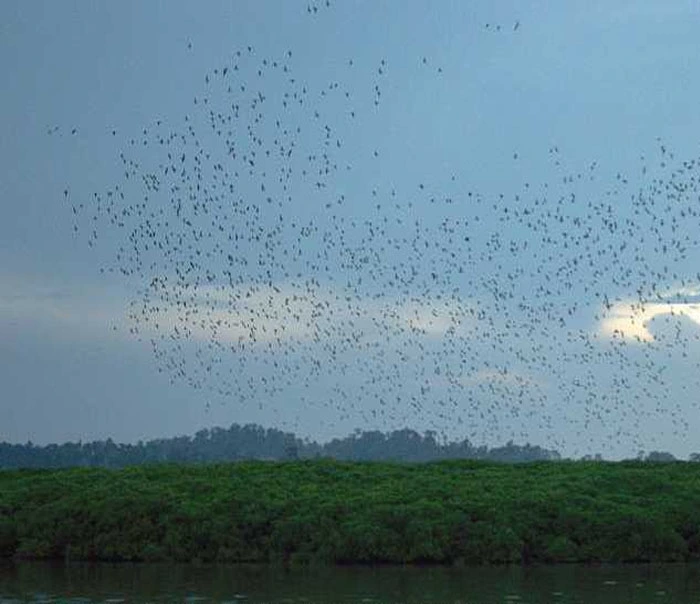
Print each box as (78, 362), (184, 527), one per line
(2, 1), (700, 459)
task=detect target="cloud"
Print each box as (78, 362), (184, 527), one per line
(0, 273), (129, 338)
(597, 286), (700, 343)
(134, 281), (476, 346)
(1, 274), (478, 348)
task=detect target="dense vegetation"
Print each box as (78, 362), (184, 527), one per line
(2, 460), (700, 565)
(0, 424), (563, 468)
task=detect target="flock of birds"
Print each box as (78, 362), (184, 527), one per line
(62, 6), (700, 455)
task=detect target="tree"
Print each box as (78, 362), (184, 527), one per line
(645, 451), (676, 462)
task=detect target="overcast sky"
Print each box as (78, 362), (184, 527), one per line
(2, 1), (700, 459)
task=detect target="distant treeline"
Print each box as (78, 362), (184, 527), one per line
(2, 460), (700, 564)
(0, 424), (565, 468)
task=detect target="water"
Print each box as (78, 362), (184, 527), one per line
(1, 561), (699, 603)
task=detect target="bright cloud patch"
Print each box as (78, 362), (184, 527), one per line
(598, 292), (700, 343)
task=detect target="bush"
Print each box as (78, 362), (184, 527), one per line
(1, 461), (699, 565)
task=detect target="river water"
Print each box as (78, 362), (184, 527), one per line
(1, 561), (699, 603)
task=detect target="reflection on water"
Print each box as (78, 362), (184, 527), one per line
(1, 561), (699, 604)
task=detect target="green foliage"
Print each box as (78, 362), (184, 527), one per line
(1, 460), (699, 565)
